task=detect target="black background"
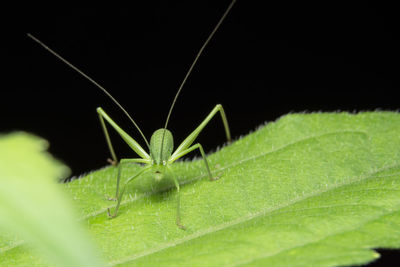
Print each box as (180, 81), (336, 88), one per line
(2, 1), (400, 265)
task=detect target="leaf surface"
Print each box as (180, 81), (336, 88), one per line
(2, 112), (400, 266)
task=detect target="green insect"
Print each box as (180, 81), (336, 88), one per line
(28, 0), (236, 230)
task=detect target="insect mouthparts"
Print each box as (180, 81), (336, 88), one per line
(155, 171), (163, 181)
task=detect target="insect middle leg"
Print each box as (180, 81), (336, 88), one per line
(108, 158), (149, 201)
(108, 164), (152, 218)
(171, 143), (216, 181)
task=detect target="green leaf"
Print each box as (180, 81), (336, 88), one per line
(3, 112), (400, 266)
(0, 132), (105, 267)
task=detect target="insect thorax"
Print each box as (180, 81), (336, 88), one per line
(150, 128), (174, 165)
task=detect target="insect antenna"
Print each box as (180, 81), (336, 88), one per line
(27, 33), (150, 149)
(159, 0), (236, 161)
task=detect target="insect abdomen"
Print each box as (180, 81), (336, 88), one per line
(150, 129), (174, 165)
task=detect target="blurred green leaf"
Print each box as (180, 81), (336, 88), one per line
(0, 132), (105, 267)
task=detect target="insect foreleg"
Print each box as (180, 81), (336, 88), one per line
(108, 165), (152, 218)
(168, 169), (186, 230)
(172, 104), (231, 158)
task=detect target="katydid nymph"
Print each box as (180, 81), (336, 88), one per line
(28, 0), (236, 229)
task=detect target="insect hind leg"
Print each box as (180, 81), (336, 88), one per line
(171, 104), (231, 161)
(98, 111), (118, 165)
